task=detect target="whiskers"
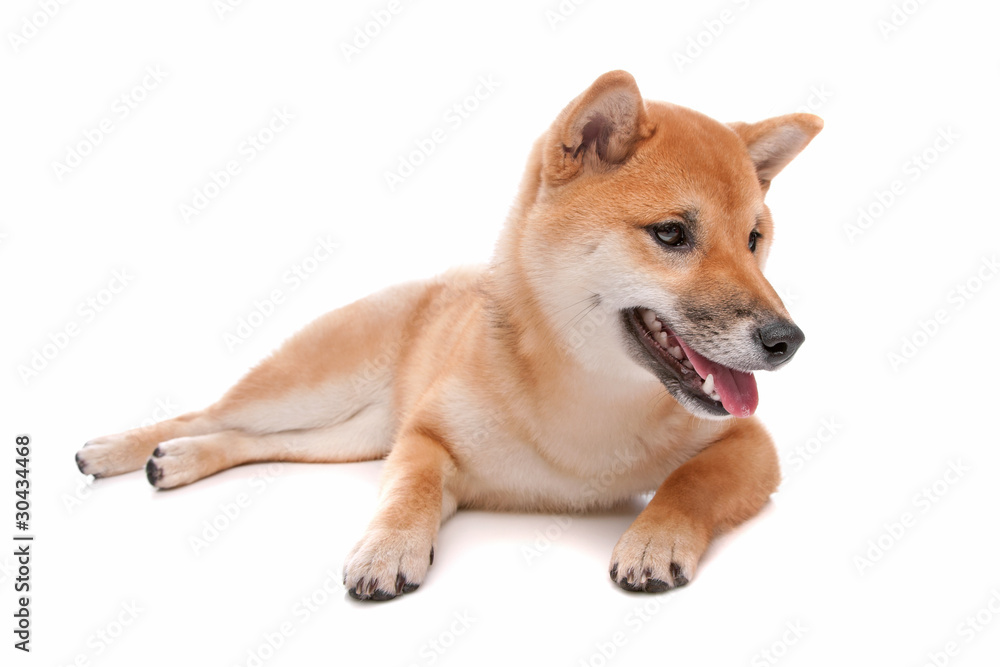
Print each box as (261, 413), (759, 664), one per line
(557, 290), (603, 337)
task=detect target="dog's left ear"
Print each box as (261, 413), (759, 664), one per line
(729, 114), (823, 191)
(542, 70), (654, 184)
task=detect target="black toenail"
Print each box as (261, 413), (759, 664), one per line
(617, 578), (644, 592)
(645, 578), (671, 593)
(145, 459), (162, 485)
(670, 562), (689, 588)
(369, 588), (396, 601)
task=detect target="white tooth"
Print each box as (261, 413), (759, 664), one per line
(649, 318), (662, 332)
(710, 391), (721, 401)
(702, 374), (715, 395)
(641, 309), (657, 327)
(682, 360), (694, 370)
(656, 331), (668, 346)
(668, 346), (683, 359)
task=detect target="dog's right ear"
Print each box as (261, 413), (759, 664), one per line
(542, 70), (653, 184)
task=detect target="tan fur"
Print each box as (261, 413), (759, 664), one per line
(77, 71), (822, 599)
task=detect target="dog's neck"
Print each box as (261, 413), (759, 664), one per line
(485, 159), (665, 410)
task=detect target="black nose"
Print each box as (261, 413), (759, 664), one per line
(758, 320), (805, 366)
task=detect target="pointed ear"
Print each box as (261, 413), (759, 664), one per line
(729, 113), (823, 189)
(542, 70), (654, 184)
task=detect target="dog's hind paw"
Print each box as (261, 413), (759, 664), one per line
(343, 528), (435, 602)
(144, 437), (210, 490)
(75, 437), (147, 478)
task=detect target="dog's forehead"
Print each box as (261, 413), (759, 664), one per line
(629, 102), (763, 221)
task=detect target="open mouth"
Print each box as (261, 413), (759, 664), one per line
(624, 308), (759, 418)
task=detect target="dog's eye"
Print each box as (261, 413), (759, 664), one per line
(653, 224), (686, 248)
(749, 230), (762, 253)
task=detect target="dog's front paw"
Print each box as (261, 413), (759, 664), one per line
(609, 512), (709, 593)
(343, 527), (435, 602)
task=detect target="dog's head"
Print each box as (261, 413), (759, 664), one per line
(507, 70), (822, 420)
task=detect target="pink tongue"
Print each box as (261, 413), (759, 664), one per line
(673, 335), (758, 418)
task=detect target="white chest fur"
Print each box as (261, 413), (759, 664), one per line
(439, 375), (723, 512)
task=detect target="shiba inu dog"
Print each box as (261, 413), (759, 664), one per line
(76, 70), (822, 601)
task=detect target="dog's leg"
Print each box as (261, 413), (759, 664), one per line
(76, 410), (220, 479)
(144, 401), (395, 489)
(609, 418), (779, 592)
(76, 281), (427, 480)
(343, 427), (458, 601)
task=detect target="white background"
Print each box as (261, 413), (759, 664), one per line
(3, 0), (1000, 665)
